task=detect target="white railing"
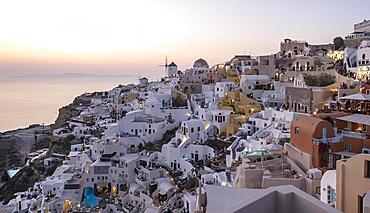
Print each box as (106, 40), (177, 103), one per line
(313, 135), (343, 145)
(342, 130), (368, 139)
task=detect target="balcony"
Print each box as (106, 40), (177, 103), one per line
(312, 135), (343, 145)
(64, 183), (80, 190)
(342, 130), (368, 139)
(96, 180), (109, 185)
(135, 175), (148, 186)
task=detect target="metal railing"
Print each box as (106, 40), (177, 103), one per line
(342, 130), (368, 139)
(312, 135), (343, 145)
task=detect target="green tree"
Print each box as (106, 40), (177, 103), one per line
(333, 37), (344, 50)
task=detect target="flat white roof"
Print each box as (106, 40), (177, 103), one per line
(120, 154), (140, 163)
(212, 109), (233, 114)
(91, 160), (111, 167)
(205, 185), (341, 213)
(337, 114), (370, 125)
(144, 206), (161, 213)
(129, 183), (143, 192)
(158, 181), (173, 194)
(7, 168), (21, 178)
(242, 75), (269, 81)
(68, 151), (80, 158)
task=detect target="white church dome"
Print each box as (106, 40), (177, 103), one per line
(193, 58), (209, 68)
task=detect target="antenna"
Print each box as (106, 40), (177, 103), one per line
(158, 55), (168, 74)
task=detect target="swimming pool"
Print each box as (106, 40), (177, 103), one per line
(83, 187), (101, 207)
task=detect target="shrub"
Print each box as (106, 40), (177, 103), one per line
(304, 73), (335, 87)
(25, 168), (34, 177)
(66, 134), (76, 141)
(172, 96), (187, 107)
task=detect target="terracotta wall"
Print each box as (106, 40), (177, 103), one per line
(336, 154), (370, 213)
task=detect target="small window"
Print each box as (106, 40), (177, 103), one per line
(327, 186), (336, 204)
(295, 127), (300, 134)
(345, 144), (351, 152)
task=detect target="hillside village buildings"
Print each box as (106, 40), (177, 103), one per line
(3, 20), (370, 213)
(344, 40), (370, 80)
(345, 19), (370, 48)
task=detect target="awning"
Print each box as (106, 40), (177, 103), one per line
(336, 114), (370, 125)
(339, 93), (370, 101)
(334, 151), (357, 157)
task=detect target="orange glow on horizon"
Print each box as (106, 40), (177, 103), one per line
(0, 0), (355, 75)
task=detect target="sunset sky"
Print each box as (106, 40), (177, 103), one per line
(0, 0), (369, 77)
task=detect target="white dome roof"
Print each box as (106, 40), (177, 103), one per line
(193, 58), (209, 68)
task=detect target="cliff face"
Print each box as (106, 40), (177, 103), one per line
(0, 112), (86, 203)
(0, 92), (91, 203)
(52, 94), (91, 129)
(0, 126), (52, 174)
(0, 138), (22, 178)
(52, 104), (80, 129)
(0, 94), (87, 174)
(0, 93), (90, 172)
(0, 136), (81, 204)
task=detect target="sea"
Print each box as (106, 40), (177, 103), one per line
(0, 75), (137, 132)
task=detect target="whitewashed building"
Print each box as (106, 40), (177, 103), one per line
(214, 81), (235, 98)
(344, 40), (370, 80)
(320, 170), (337, 206)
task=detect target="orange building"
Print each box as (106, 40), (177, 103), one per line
(289, 114), (370, 171)
(333, 114), (370, 155)
(290, 115), (337, 169)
